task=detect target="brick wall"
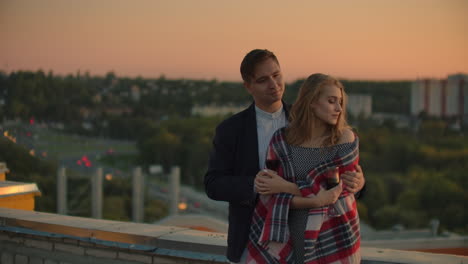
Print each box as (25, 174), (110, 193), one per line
(0, 228), (224, 264)
(0, 208), (228, 264)
(0, 208), (466, 264)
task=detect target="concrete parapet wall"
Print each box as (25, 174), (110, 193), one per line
(0, 208), (227, 264)
(362, 237), (468, 251)
(0, 229), (216, 264)
(0, 208), (466, 264)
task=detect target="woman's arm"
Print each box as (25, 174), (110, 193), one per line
(337, 128), (365, 195)
(290, 182), (343, 209)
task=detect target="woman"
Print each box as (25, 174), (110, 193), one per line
(247, 73), (361, 263)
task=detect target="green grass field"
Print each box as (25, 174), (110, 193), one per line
(35, 130), (137, 158)
(4, 123), (138, 163)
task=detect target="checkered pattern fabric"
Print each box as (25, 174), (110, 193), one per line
(246, 128), (361, 264)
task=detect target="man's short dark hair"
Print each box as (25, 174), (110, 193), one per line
(240, 49), (279, 82)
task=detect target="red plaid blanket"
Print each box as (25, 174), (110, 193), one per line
(247, 128), (361, 264)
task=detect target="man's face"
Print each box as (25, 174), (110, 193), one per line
(244, 58), (285, 110)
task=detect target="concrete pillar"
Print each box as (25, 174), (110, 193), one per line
(132, 167), (144, 223)
(430, 219), (440, 237)
(57, 167), (67, 215)
(0, 162), (9, 181)
(169, 166), (180, 215)
(92, 167), (103, 219)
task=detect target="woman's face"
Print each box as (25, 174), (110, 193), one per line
(311, 84), (343, 126)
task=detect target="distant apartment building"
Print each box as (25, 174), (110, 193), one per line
(193, 99), (372, 118)
(347, 94), (372, 118)
(191, 104), (249, 117)
(411, 74), (467, 119)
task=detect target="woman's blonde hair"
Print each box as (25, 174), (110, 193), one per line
(286, 73), (349, 147)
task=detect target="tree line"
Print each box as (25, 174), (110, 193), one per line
(0, 70), (410, 124)
(1, 70), (466, 234)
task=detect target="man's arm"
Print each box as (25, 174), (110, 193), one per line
(254, 170), (343, 209)
(204, 125), (256, 204)
(340, 164), (365, 198)
(254, 170), (302, 196)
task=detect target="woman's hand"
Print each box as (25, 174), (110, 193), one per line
(290, 182), (343, 209)
(314, 182), (343, 207)
(255, 169), (299, 195)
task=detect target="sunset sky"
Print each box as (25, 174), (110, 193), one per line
(1, 0), (467, 82)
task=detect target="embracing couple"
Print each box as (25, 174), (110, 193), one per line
(205, 49), (366, 264)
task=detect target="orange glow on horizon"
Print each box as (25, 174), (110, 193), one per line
(1, 0), (467, 81)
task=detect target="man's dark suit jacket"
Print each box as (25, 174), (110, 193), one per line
(204, 102), (290, 262)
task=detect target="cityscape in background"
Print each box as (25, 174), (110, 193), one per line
(1, 70), (467, 221)
(0, 70), (467, 261)
(1, 0), (467, 261)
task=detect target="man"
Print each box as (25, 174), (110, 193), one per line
(204, 49), (365, 263)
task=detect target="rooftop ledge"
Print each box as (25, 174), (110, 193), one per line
(0, 208), (466, 264)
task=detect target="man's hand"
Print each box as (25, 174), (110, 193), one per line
(254, 169), (296, 195)
(341, 164), (365, 193)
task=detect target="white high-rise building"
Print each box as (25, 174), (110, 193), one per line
(347, 94), (372, 118)
(411, 74), (467, 119)
(447, 74), (468, 117)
